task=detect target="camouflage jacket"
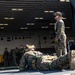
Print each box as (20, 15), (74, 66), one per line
(55, 19), (65, 39)
(19, 50), (58, 71)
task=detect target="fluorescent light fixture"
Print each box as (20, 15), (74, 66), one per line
(66, 0), (70, 2)
(10, 17), (14, 20)
(44, 11), (54, 13)
(49, 11), (54, 13)
(45, 26), (48, 28)
(44, 11), (49, 13)
(35, 17), (39, 19)
(25, 27), (28, 29)
(41, 26), (44, 28)
(60, 0), (65, 2)
(35, 17), (44, 20)
(18, 9), (23, 11)
(27, 23), (30, 25)
(21, 27), (28, 29)
(4, 17), (9, 19)
(65, 27), (70, 29)
(4, 24), (8, 25)
(39, 17), (44, 19)
(31, 23), (35, 25)
(12, 8), (23, 11)
(49, 23), (55, 25)
(21, 27), (24, 29)
(0, 24), (8, 26)
(0, 27), (4, 29)
(41, 26), (48, 28)
(12, 8), (17, 11)
(4, 17), (14, 20)
(0, 24), (3, 25)
(27, 23), (35, 25)
(60, 0), (70, 2)
(62, 17), (67, 19)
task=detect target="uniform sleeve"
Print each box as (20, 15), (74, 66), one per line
(19, 54), (27, 71)
(56, 21), (63, 39)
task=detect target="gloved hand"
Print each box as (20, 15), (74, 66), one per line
(58, 38), (61, 42)
(54, 37), (58, 44)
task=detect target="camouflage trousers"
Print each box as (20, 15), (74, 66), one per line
(55, 33), (67, 57)
(19, 54), (69, 71)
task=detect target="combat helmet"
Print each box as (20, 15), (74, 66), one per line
(25, 44), (35, 51)
(53, 11), (62, 17)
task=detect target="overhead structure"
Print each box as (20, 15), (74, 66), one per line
(70, 0), (75, 42)
(0, 0), (72, 33)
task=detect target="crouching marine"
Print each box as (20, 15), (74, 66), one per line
(19, 44), (75, 71)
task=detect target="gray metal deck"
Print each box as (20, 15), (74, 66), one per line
(0, 69), (75, 75)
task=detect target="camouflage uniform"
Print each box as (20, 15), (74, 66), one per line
(19, 50), (43, 71)
(19, 49), (72, 71)
(55, 19), (67, 57)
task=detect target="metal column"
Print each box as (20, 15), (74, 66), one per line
(70, 0), (75, 43)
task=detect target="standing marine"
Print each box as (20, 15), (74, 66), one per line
(54, 11), (67, 57)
